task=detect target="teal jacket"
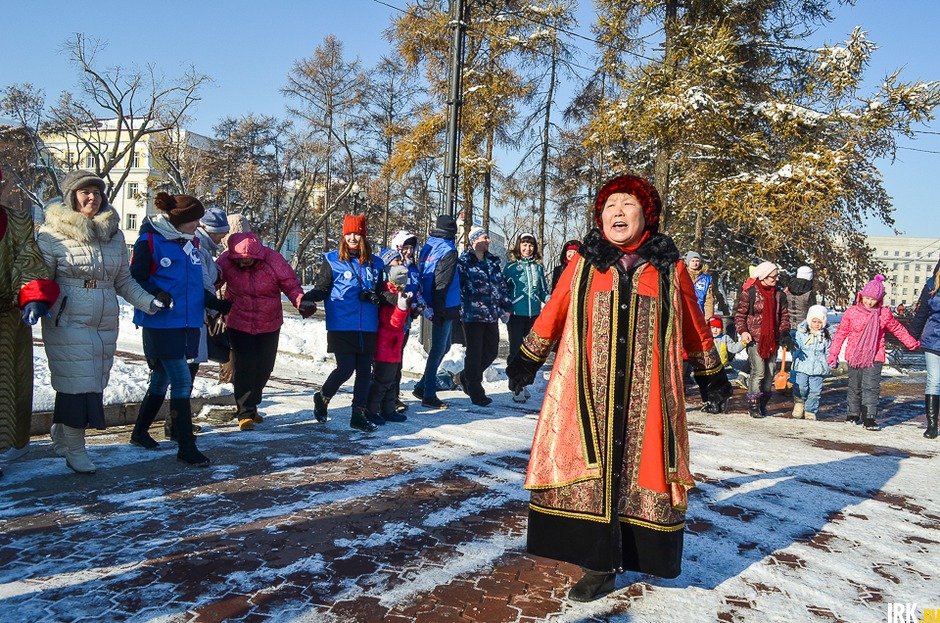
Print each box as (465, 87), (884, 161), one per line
(502, 257), (550, 318)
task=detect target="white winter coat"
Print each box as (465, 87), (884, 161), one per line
(37, 201), (156, 393)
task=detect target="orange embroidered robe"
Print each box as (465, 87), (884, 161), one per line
(522, 245), (721, 577)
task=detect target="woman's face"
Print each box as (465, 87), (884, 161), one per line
(345, 232), (361, 249)
(176, 219), (199, 235)
(601, 193), (645, 247)
(235, 258), (256, 268)
(760, 272), (779, 287)
(861, 295), (878, 308)
(74, 186), (102, 219)
(520, 241), (535, 257)
(565, 248), (577, 261)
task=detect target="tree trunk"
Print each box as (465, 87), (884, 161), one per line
(538, 47), (558, 248)
(655, 0), (679, 233)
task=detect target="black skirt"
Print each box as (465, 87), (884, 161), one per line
(52, 392), (107, 430)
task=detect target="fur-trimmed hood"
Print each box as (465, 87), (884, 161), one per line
(579, 228), (680, 274)
(42, 200), (119, 244)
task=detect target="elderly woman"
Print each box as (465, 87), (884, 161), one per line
(507, 174), (731, 602)
(37, 170), (159, 474)
(735, 261), (791, 418)
(216, 232), (313, 431)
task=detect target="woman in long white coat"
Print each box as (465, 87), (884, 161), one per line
(38, 170), (159, 474)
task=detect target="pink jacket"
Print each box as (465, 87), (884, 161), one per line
(375, 282), (409, 363)
(829, 301), (919, 364)
(217, 233), (304, 335)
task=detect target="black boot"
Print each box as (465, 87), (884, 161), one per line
(846, 411), (861, 424)
(130, 391), (164, 449)
(862, 406), (879, 431)
(568, 569), (616, 602)
(925, 394), (939, 439)
(313, 391), (330, 423)
(758, 392), (771, 417)
(350, 406), (378, 433)
(172, 398), (210, 466)
(747, 395), (763, 418)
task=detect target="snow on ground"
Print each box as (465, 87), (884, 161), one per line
(14, 301), (940, 622)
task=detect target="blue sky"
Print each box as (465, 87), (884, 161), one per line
(3, 0), (937, 236)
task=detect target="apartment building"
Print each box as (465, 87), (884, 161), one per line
(867, 235), (940, 307)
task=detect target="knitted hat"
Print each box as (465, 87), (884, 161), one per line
(860, 275), (886, 301)
(684, 251), (701, 264)
(154, 192), (204, 227)
(61, 169), (108, 212)
(343, 214), (367, 236)
(387, 265), (409, 288)
(806, 305), (828, 326)
(707, 316), (724, 329)
(380, 247), (401, 266)
(594, 174), (662, 234)
(468, 226), (488, 245)
(391, 229), (418, 250)
(797, 265), (814, 280)
(200, 207), (230, 233)
(227, 213), (251, 234)
(753, 261), (778, 281)
(430, 214), (458, 239)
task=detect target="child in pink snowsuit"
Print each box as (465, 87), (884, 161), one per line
(828, 275), (919, 430)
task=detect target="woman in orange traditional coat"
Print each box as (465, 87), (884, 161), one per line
(507, 174), (732, 602)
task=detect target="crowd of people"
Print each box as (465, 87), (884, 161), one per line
(2, 167), (939, 603)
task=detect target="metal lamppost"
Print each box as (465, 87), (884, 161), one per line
(349, 183), (366, 214)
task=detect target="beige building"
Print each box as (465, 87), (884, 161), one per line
(40, 120), (211, 251)
(867, 235), (940, 307)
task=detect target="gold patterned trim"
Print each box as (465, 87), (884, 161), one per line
(521, 333), (553, 361)
(523, 473), (602, 490)
(619, 517), (686, 532)
(529, 502), (610, 524)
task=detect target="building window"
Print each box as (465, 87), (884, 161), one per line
(126, 213), (137, 231)
(903, 275), (909, 283)
(905, 251), (911, 257)
(895, 251), (899, 257)
(903, 288), (908, 295)
(126, 182), (139, 199)
(85, 153), (95, 168)
(132, 152), (141, 168)
(893, 263), (899, 270)
(65, 152), (74, 166)
(915, 276), (920, 284)
(890, 299), (896, 306)
(883, 250), (888, 256)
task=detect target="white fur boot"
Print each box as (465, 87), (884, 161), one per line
(61, 425), (96, 474)
(50, 424), (67, 457)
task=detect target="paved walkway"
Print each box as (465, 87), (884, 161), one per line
(1, 374), (936, 623)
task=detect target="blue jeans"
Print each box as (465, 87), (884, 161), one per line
(792, 371), (824, 413)
(416, 318), (454, 399)
(926, 351), (940, 395)
(148, 358), (193, 400)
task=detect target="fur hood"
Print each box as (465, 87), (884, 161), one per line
(42, 200), (119, 244)
(579, 228), (680, 274)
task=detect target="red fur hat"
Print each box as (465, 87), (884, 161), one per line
(594, 174), (662, 234)
(343, 214), (367, 236)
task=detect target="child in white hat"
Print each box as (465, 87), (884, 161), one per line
(790, 305), (831, 420)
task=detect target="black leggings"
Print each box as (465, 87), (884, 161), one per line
(230, 328), (281, 417)
(322, 352), (374, 408)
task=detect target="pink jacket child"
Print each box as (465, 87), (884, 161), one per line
(828, 277), (920, 367)
(217, 232), (306, 334)
(375, 280), (410, 363)
(827, 275), (919, 430)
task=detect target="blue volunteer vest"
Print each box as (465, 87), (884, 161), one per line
(693, 273), (712, 312)
(323, 250), (384, 333)
(418, 237), (461, 308)
(133, 233), (205, 329)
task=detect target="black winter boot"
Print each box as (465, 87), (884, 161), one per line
(758, 392), (771, 417)
(130, 391), (164, 449)
(846, 411), (861, 424)
(862, 406), (879, 431)
(925, 394), (939, 439)
(568, 569), (617, 602)
(313, 391), (330, 423)
(172, 398), (210, 467)
(350, 406), (378, 433)
(747, 394), (763, 418)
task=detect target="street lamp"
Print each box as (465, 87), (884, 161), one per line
(349, 183), (366, 214)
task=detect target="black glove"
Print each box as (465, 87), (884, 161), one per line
(507, 348), (544, 393)
(299, 300), (317, 318)
(153, 289), (174, 309)
(206, 296), (233, 315)
(778, 333), (794, 350)
(695, 367), (733, 406)
(21, 301), (49, 325)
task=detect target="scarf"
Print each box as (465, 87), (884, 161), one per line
(757, 282), (777, 359)
(848, 303), (881, 368)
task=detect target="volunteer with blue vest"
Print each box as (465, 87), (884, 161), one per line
(130, 193), (227, 466)
(413, 215), (461, 409)
(308, 214), (385, 432)
(685, 251), (714, 319)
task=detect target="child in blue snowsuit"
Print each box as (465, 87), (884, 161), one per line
(790, 305), (832, 420)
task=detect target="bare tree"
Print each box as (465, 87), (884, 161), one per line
(44, 33), (209, 202)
